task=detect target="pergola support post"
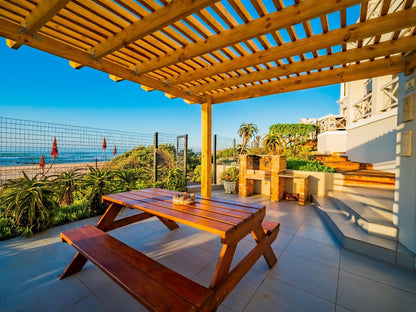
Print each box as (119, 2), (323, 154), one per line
(201, 97), (212, 198)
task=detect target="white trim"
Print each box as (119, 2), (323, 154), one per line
(318, 131), (346, 138)
(347, 108), (397, 130)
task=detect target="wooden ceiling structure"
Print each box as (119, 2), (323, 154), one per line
(0, 0), (416, 196)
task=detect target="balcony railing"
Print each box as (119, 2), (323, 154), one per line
(352, 93), (372, 122)
(318, 115), (346, 133)
(380, 76), (399, 112)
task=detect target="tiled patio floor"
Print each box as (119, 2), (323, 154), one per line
(1, 191), (415, 312)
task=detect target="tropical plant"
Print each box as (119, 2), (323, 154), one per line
(0, 172), (58, 232)
(165, 168), (186, 192)
(114, 169), (139, 192)
(191, 165), (202, 183)
(82, 167), (115, 214)
(237, 123), (258, 156)
(221, 167), (239, 182)
(52, 168), (82, 205)
(262, 131), (285, 155)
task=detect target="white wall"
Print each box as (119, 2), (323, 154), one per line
(394, 72), (416, 257)
(317, 131), (347, 154)
(346, 109), (397, 172)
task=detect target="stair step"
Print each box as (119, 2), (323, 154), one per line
(327, 191), (397, 239)
(313, 195), (415, 270)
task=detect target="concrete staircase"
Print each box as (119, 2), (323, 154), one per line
(313, 154), (395, 189)
(313, 186), (415, 270)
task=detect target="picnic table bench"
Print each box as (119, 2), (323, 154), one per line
(60, 188), (279, 311)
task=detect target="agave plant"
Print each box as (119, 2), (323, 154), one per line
(114, 169), (138, 192)
(83, 167), (115, 214)
(0, 172), (58, 232)
(52, 168), (82, 206)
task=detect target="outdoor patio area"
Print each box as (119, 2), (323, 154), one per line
(1, 191), (415, 312)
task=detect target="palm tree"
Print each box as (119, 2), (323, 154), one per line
(237, 123), (259, 156)
(0, 172), (58, 231)
(262, 132), (285, 155)
(53, 168), (82, 205)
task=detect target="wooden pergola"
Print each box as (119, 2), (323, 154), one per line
(1, 0), (415, 197)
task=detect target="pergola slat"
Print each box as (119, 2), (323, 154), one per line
(90, 0), (219, 60)
(165, 6), (416, 86)
(211, 55), (407, 104)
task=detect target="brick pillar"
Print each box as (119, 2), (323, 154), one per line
(239, 155), (255, 197)
(270, 156), (286, 202)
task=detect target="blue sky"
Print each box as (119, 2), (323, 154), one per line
(0, 43), (340, 149)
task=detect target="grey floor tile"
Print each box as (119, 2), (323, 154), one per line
(268, 252), (339, 303)
(0, 274), (91, 312)
(94, 282), (148, 312)
(340, 249), (416, 293)
(75, 263), (113, 293)
(0, 251), (66, 298)
(62, 295), (108, 312)
(245, 277), (335, 312)
(285, 236), (341, 268)
(337, 270), (416, 312)
(335, 305), (353, 312)
(295, 222), (340, 246)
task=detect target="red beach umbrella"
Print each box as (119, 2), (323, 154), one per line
(39, 155), (45, 169)
(51, 137), (58, 157)
(113, 145), (117, 156)
(102, 137), (107, 149)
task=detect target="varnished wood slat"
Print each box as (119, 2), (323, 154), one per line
(132, 0), (362, 76)
(165, 6), (416, 86)
(91, 0), (219, 59)
(187, 36), (416, 94)
(60, 225), (213, 311)
(212, 55), (406, 104)
(8, 0), (72, 49)
(102, 193), (233, 236)
(137, 189), (256, 217)
(115, 192), (244, 226)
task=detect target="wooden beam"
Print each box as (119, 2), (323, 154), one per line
(132, 0), (362, 76)
(0, 18), (203, 104)
(165, 93), (177, 99)
(188, 36), (416, 94)
(167, 6), (416, 86)
(141, 85), (155, 92)
(69, 61), (83, 69)
(90, 0), (219, 60)
(211, 55), (406, 104)
(7, 0), (71, 49)
(201, 97), (212, 198)
(109, 74), (124, 82)
(405, 51), (416, 75)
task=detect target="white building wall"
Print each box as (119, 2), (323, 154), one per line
(317, 132), (347, 154)
(346, 109), (397, 172)
(394, 72), (416, 257)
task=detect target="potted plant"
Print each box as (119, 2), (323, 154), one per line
(221, 167), (239, 194)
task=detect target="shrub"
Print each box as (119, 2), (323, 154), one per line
(191, 165), (201, 183)
(286, 158), (336, 173)
(221, 167), (239, 182)
(0, 172), (58, 232)
(52, 168), (83, 205)
(165, 168), (186, 192)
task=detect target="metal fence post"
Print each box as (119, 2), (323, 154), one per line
(154, 132), (158, 183)
(233, 138), (236, 160)
(184, 134), (188, 183)
(213, 134), (217, 184)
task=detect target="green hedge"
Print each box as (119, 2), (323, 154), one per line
(286, 157), (336, 173)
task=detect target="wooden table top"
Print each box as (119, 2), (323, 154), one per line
(102, 188), (265, 242)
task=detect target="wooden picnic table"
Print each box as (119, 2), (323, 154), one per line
(59, 188), (279, 312)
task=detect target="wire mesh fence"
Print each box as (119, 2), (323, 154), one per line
(0, 117), (183, 183)
(215, 135), (239, 162)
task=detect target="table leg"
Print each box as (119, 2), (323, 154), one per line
(251, 223), (277, 268)
(157, 216), (179, 230)
(209, 244), (237, 289)
(60, 203), (122, 279)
